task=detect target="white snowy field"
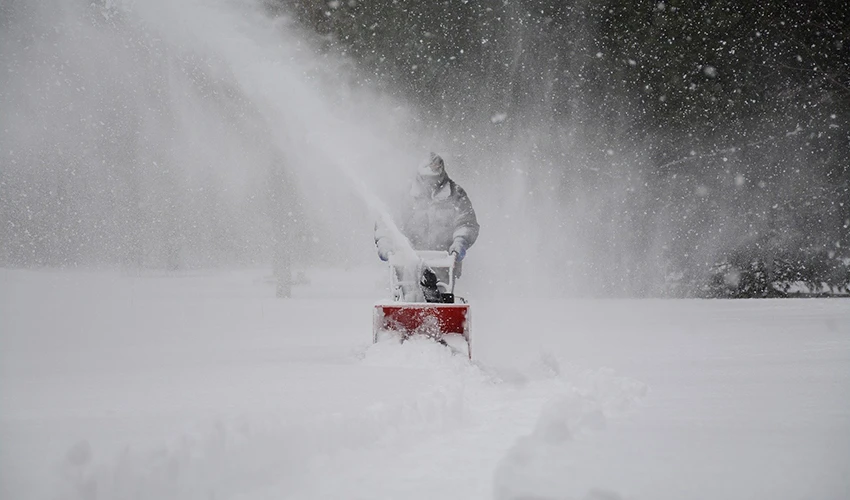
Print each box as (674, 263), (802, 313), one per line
(1, 267), (848, 500)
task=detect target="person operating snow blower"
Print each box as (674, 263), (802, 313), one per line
(375, 153), (479, 274)
(372, 153), (479, 357)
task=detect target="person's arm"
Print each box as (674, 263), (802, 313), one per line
(374, 218), (393, 261)
(449, 186), (479, 260)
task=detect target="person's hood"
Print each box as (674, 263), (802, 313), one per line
(412, 153), (449, 197)
(418, 153), (445, 177)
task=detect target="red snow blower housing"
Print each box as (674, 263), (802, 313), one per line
(373, 251), (471, 358)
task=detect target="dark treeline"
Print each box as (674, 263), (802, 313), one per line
(1, 0), (847, 297)
(277, 0), (850, 296)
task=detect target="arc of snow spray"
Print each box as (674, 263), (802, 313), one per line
(346, 174), (419, 266)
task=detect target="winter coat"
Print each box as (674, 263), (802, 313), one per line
(375, 172), (479, 257)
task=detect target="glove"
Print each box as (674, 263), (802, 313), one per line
(377, 240), (393, 262)
(448, 238), (467, 262)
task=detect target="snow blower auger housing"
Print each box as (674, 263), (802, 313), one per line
(373, 251), (471, 358)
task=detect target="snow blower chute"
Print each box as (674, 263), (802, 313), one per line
(373, 251), (471, 358)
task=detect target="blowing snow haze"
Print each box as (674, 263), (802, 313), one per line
(2, 3), (850, 500)
(1, 0), (848, 297)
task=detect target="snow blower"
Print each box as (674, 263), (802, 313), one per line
(373, 251), (471, 358)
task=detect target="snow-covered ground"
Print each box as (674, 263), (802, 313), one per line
(1, 267), (848, 500)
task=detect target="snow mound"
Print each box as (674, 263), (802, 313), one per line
(51, 345), (647, 500)
(492, 361), (648, 500)
(55, 424), (309, 500)
(359, 336), (473, 371)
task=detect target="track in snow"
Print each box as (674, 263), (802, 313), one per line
(1, 267), (848, 500)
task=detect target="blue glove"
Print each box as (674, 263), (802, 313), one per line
(449, 238), (467, 261)
(377, 243), (393, 262)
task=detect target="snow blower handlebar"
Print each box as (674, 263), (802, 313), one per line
(387, 250), (457, 302)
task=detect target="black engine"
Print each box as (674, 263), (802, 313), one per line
(420, 267), (454, 303)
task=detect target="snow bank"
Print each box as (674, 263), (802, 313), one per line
(43, 334), (646, 500)
(3, 269), (848, 500)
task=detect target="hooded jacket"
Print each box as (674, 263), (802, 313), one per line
(375, 168), (479, 256)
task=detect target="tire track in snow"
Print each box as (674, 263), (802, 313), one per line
(54, 338), (647, 500)
(317, 338), (649, 499)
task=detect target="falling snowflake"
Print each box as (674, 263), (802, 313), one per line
(735, 174), (746, 187)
